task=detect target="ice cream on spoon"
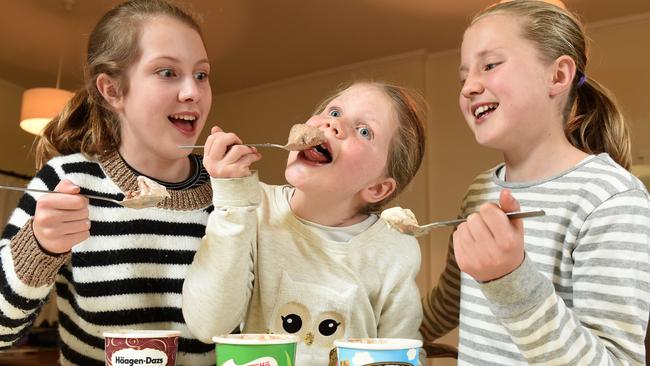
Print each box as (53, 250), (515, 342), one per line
(282, 124), (327, 151)
(380, 207), (421, 235)
(178, 123), (326, 151)
(122, 176), (171, 209)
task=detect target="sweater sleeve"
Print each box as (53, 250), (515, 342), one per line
(480, 189), (650, 364)
(420, 235), (461, 342)
(0, 164), (69, 348)
(182, 172), (261, 343)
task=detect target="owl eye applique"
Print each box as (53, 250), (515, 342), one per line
(313, 311), (345, 346)
(318, 319), (341, 336)
(281, 314), (303, 333)
(274, 302), (312, 342)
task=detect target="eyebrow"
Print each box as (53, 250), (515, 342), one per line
(458, 48), (502, 73)
(149, 56), (210, 66)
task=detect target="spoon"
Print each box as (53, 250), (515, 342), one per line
(178, 143), (298, 151)
(0, 185), (165, 209)
(382, 208), (546, 237)
(180, 124), (327, 152)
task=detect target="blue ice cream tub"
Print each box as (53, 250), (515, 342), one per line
(334, 338), (422, 365)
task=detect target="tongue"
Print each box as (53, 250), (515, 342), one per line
(303, 148), (329, 164)
(170, 118), (193, 132)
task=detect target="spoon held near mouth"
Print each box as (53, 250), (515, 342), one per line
(178, 124), (327, 151)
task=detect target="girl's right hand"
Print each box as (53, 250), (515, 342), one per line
(203, 126), (261, 178)
(32, 179), (90, 254)
(452, 189), (525, 283)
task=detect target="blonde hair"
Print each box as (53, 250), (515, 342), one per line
(35, 0), (202, 169)
(473, 0), (631, 169)
(314, 81), (427, 213)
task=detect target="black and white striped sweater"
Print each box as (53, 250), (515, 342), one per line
(0, 151), (215, 365)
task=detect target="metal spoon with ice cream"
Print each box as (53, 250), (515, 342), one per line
(178, 124), (327, 151)
(380, 207), (545, 237)
(0, 176), (170, 209)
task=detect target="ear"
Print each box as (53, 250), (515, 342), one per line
(548, 55), (576, 97)
(360, 177), (397, 204)
(96, 73), (123, 109)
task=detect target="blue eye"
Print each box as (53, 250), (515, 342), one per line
(484, 62), (500, 71)
(357, 127), (372, 140)
(329, 109), (341, 117)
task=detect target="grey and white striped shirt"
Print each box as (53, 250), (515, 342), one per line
(422, 153), (650, 365)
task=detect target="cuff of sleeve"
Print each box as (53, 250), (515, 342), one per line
(479, 255), (553, 319)
(9, 219), (70, 287)
(211, 171), (261, 207)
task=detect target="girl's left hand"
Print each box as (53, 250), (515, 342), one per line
(453, 189), (525, 282)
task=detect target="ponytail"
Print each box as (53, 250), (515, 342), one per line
(34, 88), (120, 169)
(474, 1), (632, 170)
(33, 0), (203, 169)
(566, 78), (631, 170)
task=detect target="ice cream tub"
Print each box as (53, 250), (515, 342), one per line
(213, 334), (297, 366)
(104, 329), (181, 366)
(334, 338), (422, 366)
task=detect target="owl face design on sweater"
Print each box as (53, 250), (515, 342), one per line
(273, 301), (345, 347)
(270, 272), (355, 361)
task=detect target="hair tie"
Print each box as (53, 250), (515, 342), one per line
(577, 74), (587, 87)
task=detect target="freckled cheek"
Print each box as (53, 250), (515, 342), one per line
(200, 104), (211, 120)
(458, 94), (466, 110)
(348, 146), (386, 175)
(202, 90), (212, 103)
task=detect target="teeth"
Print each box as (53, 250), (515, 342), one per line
(169, 114), (196, 121)
(474, 103), (498, 118)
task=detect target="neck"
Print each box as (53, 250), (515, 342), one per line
(503, 138), (588, 182)
(289, 189), (369, 227)
(118, 146), (192, 183)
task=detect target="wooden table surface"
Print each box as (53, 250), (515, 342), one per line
(0, 347), (59, 365)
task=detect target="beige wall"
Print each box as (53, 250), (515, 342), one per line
(0, 80), (38, 176)
(0, 12), (648, 366)
(587, 15), (650, 163)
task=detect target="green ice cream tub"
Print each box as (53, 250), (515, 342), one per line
(213, 334), (297, 366)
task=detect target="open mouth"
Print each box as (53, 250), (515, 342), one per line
(168, 114), (197, 132)
(300, 143), (332, 164)
(473, 103), (498, 120)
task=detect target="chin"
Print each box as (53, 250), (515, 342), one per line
(284, 169), (301, 188)
(286, 163), (317, 190)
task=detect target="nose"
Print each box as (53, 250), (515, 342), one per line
(178, 77), (201, 103)
(324, 120), (343, 137)
(308, 115), (345, 138)
(460, 72), (484, 99)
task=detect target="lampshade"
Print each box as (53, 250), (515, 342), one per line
(20, 87), (74, 135)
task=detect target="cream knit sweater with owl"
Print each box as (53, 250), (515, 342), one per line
(183, 172), (424, 365)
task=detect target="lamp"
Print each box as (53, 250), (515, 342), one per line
(20, 88), (74, 135)
(19, 3), (74, 137)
